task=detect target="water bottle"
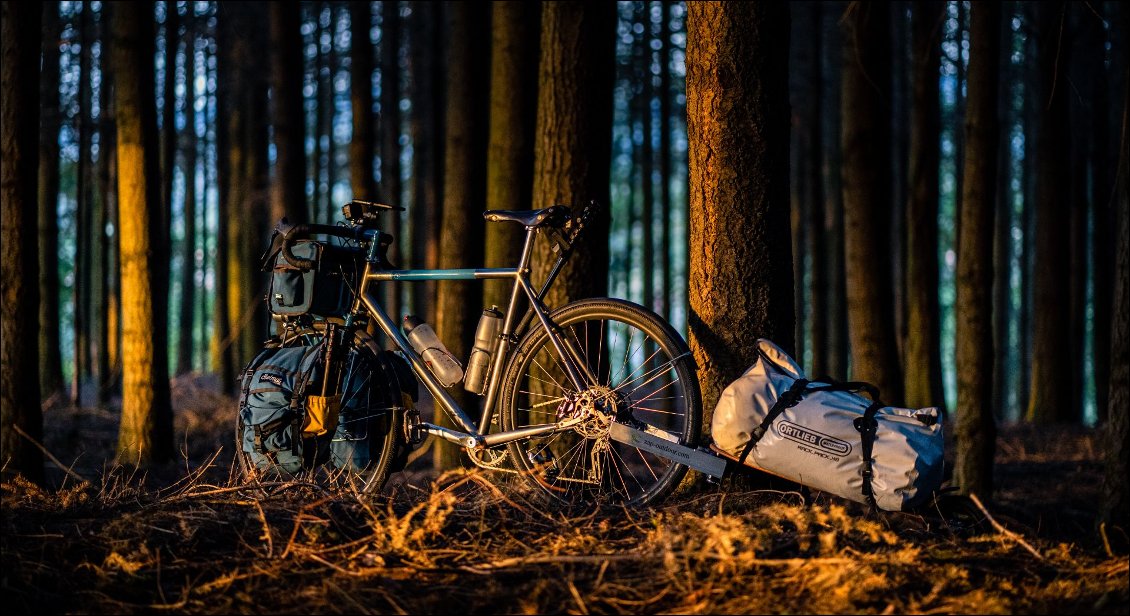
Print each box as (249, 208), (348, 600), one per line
(464, 306), (503, 394)
(403, 315), (464, 387)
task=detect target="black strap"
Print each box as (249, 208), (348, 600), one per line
(853, 401), (883, 509)
(737, 378), (810, 465)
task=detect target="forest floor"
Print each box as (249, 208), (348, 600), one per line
(2, 374), (1127, 615)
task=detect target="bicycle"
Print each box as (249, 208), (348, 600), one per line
(236, 200), (706, 508)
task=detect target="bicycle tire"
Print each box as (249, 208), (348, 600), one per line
(499, 298), (702, 507)
(234, 329), (408, 495)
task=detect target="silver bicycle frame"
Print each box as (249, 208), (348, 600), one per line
(351, 225), (592, 450)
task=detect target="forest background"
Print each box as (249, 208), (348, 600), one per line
(0, 1), (1128, 613)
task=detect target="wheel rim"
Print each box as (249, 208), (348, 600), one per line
(505, 309), (697, 506)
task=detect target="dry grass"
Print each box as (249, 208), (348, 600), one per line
(2, 376), (1127, 614)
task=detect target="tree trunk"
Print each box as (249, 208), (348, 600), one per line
(379, 0), (403, 318)
(531, 1), (615, 309)
(213, 2), (234, 392)
(659, 0), (673, 322)
(349, 0), (377, 204)
(271, 0), (308, 223)
(38, 2), (64, 400)
(789, 2), (809, 370)
(954, 1), (1000, 498)
(1101, 73), (1128, 535)
(74, 1), (93, 404)
(484, 1), (539, 309)
(687, 1), (794, 419)
(905, 1), (945, 410)
(1086, 5), (1113, 424)
(841, 1), (903, 404)
(1027, 0), (1073, 424)
(312, 2), (328, 222)
(806, 2), (827, 378)
(408, 2), (444, 320)
(113, 2), (174, 466)
(823, 3), (849, 380)
(434, 2), (490, 471)
(642, 5), (656, 315)
(93, 3), (113, 401)
(991, 5), (1013, 421)
(177, 21), (197, 376)
(1, 0), (43, 482)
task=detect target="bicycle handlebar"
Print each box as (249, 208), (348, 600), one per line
(274, 219), (374, 269)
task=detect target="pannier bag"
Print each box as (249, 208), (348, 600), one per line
(264, 239), (362, 318)
(711, 339), (944, 511)
(238, 343), (327, 474)
(330, 347), (419, 472)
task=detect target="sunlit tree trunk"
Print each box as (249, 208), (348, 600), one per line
(1, 0), (43, 483)
(531, 1), (614, 309)
(38, 2), (64, 400)
(954, 1), (1000, 498)
(687, 1), (793, 418)
(271, 0), (308, 223)
(841, 1), (903, 404)
(113, 2), (174, 466)
(434, 2), (490, 470)
(1027, 0), (1073, 424)
(484, 1), (539, 309)
(905, 0), (945, 410)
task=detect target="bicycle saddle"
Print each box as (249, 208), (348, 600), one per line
(483, 205), (571, 228)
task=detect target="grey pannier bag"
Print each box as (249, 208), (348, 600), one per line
(711, 339), (944, 511)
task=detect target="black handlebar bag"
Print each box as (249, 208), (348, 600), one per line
(264, 239), (361, 318)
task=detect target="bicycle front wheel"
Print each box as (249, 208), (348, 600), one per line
(499, 299), (702, 507)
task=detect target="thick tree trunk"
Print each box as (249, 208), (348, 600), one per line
(38, 2), (64, 400)
(113, 2), (174, 466)
(954, 1), (1000, 498)
(1027, 0), (1073, 423)
(841, 1), (903, 404)
(531, 1), (615, 309)
(380, 0), (403, 319)
(1, 0), (43, 482)
(687, 2), (793, 419)
(433, 2), (489, 471)
(905, 1), (945, 410)
(484, 1), (539, 309)
(271, 0), (308, 223)
(1101, 78), (1128, 534)
(177, 24), (198, 376)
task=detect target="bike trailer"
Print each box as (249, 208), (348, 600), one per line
(711, 339), (944, 511)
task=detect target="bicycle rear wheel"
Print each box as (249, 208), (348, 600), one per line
(499, 299), (702, 507)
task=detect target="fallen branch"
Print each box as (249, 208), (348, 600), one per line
(969, 493), (1044, 561)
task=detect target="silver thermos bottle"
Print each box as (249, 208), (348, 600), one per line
(464, 306), (503, 394)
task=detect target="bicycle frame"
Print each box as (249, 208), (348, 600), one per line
(349, 225), (594, 452)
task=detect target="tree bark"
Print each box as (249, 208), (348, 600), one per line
(213, 2), (234, 392)
(408, 2), (444, 320)
(823, 3), (849, 380)
(1, 0), (43, 482)
(904, 0), (945, 410)
(991, 5), (1013, 420)
(687, 1), (794, 419)
(954, 1), (1000, 498)
(483, 1), (539, 309)
(74, 1), (94, 404)
(113, 2), (174, 466)
(806, 2), (827, 378)
(1101, 72), (1128, 535)
(841, 1), (903, 404)
(1085, 5), (1113, 424)
(1027, 0), (1073, 424)
(659, 0), (673, 322)
(38, 2), (64, 400)
(531, 1), (615, 309)
(434, 2), (490, 470)
(271, 0), (308, 223)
